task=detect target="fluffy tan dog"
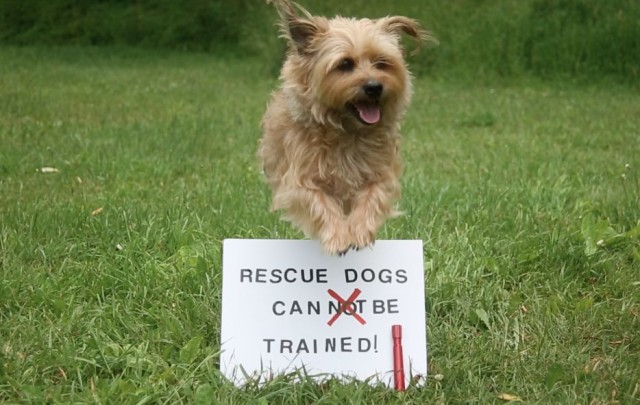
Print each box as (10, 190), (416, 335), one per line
(259, 0), (427, 255)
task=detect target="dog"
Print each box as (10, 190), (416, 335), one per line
(259, 0), (428, 255)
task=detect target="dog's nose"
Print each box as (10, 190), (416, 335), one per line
(363, 80), (383, 99)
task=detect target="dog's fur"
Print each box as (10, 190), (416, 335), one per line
(259, 0), (427, 255)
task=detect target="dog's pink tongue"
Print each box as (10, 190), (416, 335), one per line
(355, 103), (381, 124)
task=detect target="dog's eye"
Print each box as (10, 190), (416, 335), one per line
(337, 58), (355, 72)
(374, 58), (391, 70)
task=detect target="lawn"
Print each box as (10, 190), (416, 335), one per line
(0, 47), (638, 403)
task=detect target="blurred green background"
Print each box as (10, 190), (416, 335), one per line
(1, 0), (639, 82)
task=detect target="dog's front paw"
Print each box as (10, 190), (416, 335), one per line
(322, 237), (353, 256)
(349, 224), (376, 251)
(321, 226), (353, 256)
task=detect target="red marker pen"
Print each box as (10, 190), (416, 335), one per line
(392, 324), (405, 391)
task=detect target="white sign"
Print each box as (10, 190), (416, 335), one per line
(220, 239), (427, 387)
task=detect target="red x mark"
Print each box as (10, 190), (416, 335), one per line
(327, 288), (367, 326)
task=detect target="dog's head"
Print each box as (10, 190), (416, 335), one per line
(270, 0), (428, 129)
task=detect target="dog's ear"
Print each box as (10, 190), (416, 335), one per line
(285, 17), (325, 53)
(378, 16), (434, 54)
(268, 0), (326, 54)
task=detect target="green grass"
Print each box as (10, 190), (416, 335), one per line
(1, 46), (639, 403)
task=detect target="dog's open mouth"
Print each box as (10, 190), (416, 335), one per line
(349, 102), (381, 125)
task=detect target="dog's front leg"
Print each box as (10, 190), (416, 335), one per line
(348, 179), (399, 250)
(273, 185), (352, 255)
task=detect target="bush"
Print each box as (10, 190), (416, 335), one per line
(523, 0), (640, 78)
(1, 0), (638, 81)
(0, 0), (248, 50)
